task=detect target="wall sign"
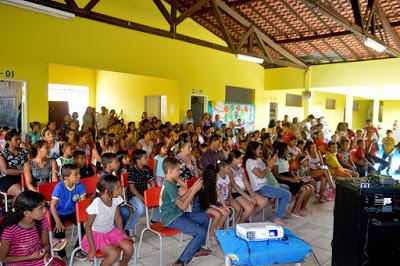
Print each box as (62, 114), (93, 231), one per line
(0, 70), (15, 79)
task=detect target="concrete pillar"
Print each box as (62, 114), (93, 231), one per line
(345, 95), (353, 128)
(372, 99), (380, 125)
(303, 69), (312, 117)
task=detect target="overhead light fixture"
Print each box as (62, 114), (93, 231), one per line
(236, 54), (264, 64)
(363, 37), (386, 53)
(0, 0), (75, 20)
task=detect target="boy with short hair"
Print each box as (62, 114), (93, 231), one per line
(161, 157), (210, 266)
(125, 150), (156, 236)
(100, 152), (120, 177)
(379, 130), (397, 174)
(56, 142), (75, 174)
(73, 150), (95, 178)
(50, 164), (86, 260)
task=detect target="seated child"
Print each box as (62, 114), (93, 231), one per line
(351, 139), (376, 177)
(50, 164), (86, 260)
(161, 157), (210, 266)
(274, 142), (313, 218)
(56, 143), (75, 174)
(126, 150), (156, 235)
(0, 191), (61, 265)
(82, 175), (133, 266)
(325, 142), (358, 178)
(153, 143), (167, 187)
(116, 150), (132, 177)
(216, 160), (241, 225)
(337, 138), (357, 172)
(73, 150), (95, 179)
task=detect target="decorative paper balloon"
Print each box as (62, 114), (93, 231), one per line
(224, 106), (229, 112)
(236, 106), (241, 111)
(244, 106), (249, 112)
(230, 121), (235, 128)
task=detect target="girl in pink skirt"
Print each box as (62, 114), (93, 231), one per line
(82, 175), (133, 266)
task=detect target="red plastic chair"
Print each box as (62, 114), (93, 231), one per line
(37, 181), (60, 202)
(184, 177), (200, 191)
(148, 155), (155, 170)
(69, 199), (136, 266)
(80, 176), (99, 196)
(137, 187), (183, 266)
(0, 191), (9, 213)
(21, 174), (27, 191)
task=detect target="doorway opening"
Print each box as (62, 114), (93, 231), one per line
(0, 80), (28, 135)
(190, 95), (207, 126)
(144, 96), (167, 121)
(269, 102), (278, 122)
(48, 84), (89, 127)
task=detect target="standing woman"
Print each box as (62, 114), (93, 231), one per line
(24, 140), (58, 192)
(0, 130), (29, 202)
(42, 128), (61, 160)
(83, 106), (95, 137)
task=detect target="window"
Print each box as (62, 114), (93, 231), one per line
(285, 94), (302, 107)
(225, 85), (254, 104)
(326, 98), (336, 110)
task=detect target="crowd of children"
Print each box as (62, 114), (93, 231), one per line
(0, 107), (399, 266)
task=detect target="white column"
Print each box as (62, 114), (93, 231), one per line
(345, 95), (353, 128)
(372, 99), (380, 125)
(303, 70), (312, 117)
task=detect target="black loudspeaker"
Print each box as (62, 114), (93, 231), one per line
(332, 179), (400, 266)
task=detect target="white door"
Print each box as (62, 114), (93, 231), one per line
(145, 96), (161, 120)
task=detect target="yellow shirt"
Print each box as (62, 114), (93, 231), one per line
(325, 151), (341, 170)
(382, 137), (397, 154)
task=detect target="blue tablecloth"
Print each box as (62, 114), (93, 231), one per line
(215, 228), (312, 265)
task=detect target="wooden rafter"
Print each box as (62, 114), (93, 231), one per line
(64, 0), (77, 8)
(83, 0), (101, 11)
(254, 30), (272, 61)
(153, 0), (173, 25)
(273, 0), (346, 62)
(236, 26), (254, 53)
(210, 0), (234, 50)
(299, 0), (400, 57)
(175, 0), (210, 25)
(197, 0), (261, 15)
(363, 0), (377, 33)
(376, 6), (400, 48)
(350, 0), (363, 28)
(306, 2), (361, 60)
(215, 0), (307, 68)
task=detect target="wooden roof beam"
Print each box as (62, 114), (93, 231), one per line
(210, 0), (234, 50)
(175, 0), (210, 25)
(83, 0), (101, 11)
(299, 0), (400, 57)
(153, 0), (173, 26)
(350, 0), (363, 28)
(376, 5), (400, 49)
(215, 0), (308, 69)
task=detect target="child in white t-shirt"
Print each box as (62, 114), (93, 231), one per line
(81, 175), (133, 266)
(216, 160), (241, 225)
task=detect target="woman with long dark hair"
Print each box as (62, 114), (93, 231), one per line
(244, 141), (290, 225)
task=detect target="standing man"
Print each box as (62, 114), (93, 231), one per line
(181, 109), (194, 128)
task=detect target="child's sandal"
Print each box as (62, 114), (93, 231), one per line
(53, 238), (67, 251)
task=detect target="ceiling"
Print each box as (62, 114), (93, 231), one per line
(164, 0), (400, 68)
(17, 0), (400, 69)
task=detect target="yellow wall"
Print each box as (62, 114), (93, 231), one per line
(0, 3), (264, 127)
(381, 101), (400, 131)
(261, 89), (304, 122)
(352, 100), (373, 131)
(48, 63), (97, 106)
(311, 91), (346, 132)
(96, 70), (180, 123)
(264, 67), (306, 91)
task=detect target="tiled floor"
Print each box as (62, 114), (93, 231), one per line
(68, 199), (334, 266)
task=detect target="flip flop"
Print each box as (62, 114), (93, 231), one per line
(53, 238), (67, 251)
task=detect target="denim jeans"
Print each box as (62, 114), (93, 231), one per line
(379, 153), (393, 173)
(256, 185), (291, 218)
(167, 211), (209, 264)
(122, 196), (145, 231)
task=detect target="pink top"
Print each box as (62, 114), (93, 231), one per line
(1, 217), (49, 266)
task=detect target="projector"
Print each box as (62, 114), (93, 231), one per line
(236, 222), (284, 241)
